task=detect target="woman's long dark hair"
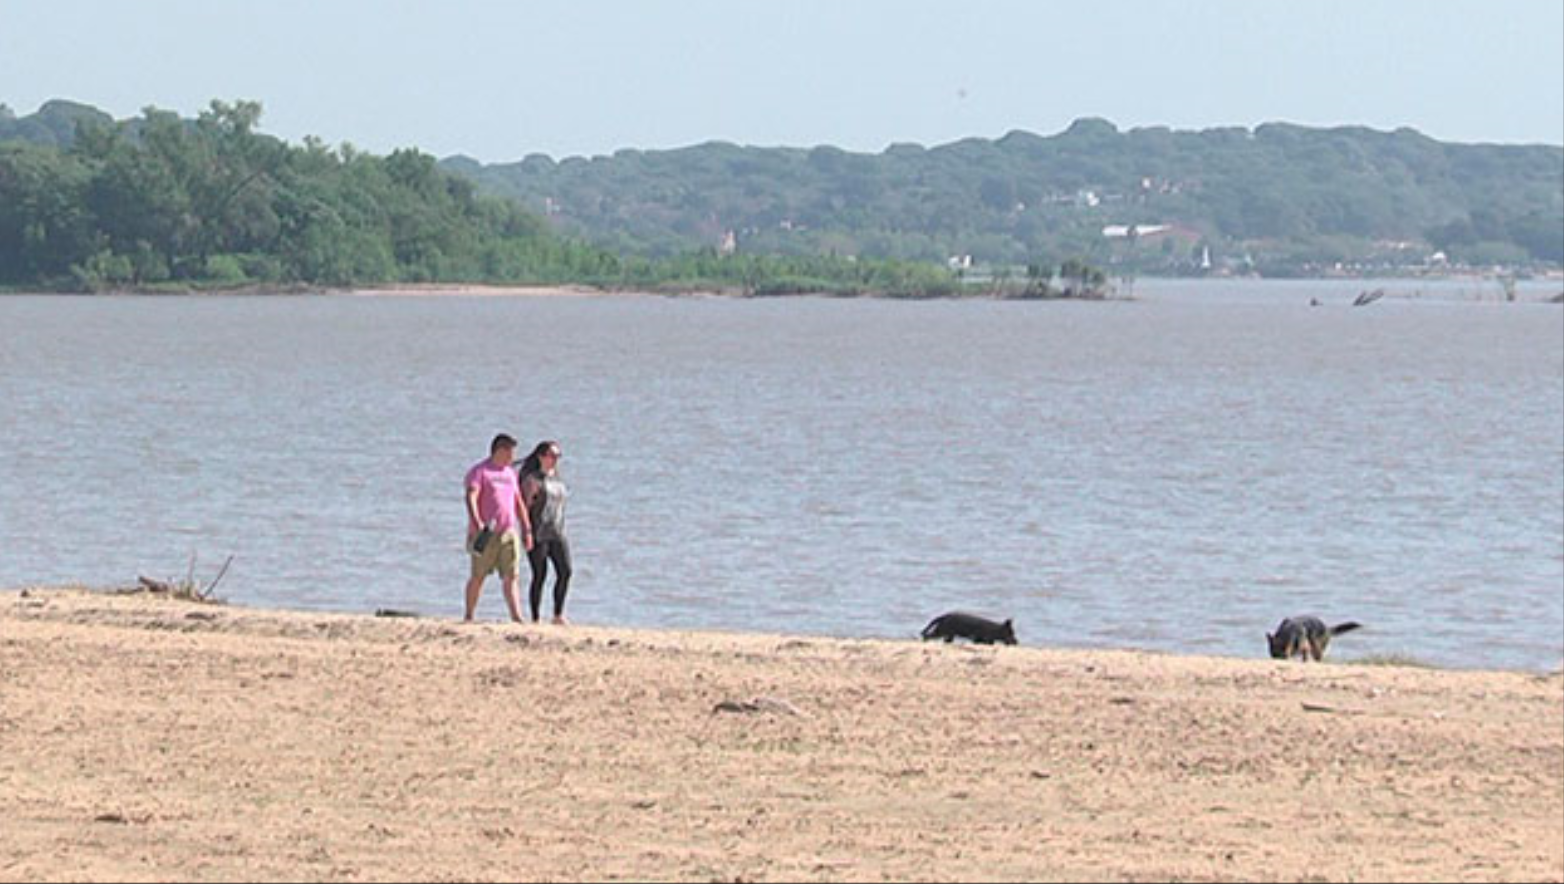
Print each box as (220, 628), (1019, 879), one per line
(518, 440), (559, 477)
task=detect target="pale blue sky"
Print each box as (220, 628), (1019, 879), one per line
(3, 0), (1561, 161)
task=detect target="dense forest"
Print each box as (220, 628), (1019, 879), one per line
(440, 117), (1564, 274)
(3, 99), (1559, 290)
(0, 100), (960, 296)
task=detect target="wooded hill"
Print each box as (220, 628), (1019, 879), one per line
(438, 117), (1563, 274)
(4, 99), (1558, 284)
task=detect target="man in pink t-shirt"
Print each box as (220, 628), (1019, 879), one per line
(463, 434), (534, 622)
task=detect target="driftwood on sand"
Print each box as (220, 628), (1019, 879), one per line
(713, 696), (806, 717)
(125, 554), (233, 603)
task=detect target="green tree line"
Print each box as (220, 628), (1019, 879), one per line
(0, 100), (966, 296)
(439, 117), (1564, 271)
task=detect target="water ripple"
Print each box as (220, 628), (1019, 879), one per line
(0, 287), (1560, 670)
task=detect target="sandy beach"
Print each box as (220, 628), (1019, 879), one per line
(1, 588), (1559, 882)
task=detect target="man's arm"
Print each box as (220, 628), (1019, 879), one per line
(465, 484), (482, 538)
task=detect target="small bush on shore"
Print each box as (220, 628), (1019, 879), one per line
(127, 553), (233, 603)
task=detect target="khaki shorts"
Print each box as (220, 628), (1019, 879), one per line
(470, 529), (521, 580)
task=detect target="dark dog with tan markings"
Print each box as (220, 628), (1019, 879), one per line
(1267, 616), (1361, 661)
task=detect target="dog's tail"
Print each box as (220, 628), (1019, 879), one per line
(1329, 621), (1363, 637)
(920, 616), (943, 640)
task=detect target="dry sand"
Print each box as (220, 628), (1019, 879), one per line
(1, 588), (1559, 882)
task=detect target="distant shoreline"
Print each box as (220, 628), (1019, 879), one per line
(2, 272), (1560, 300)
(341, 283), (623, 298)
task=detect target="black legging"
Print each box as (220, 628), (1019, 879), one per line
(526, 536), (573, 621)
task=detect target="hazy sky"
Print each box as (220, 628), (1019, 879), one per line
(3, 0), (1561, 161)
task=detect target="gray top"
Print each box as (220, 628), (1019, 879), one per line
(521, 470), (569, 542)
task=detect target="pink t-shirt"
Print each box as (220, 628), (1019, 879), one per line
(465, 459), (520, 533)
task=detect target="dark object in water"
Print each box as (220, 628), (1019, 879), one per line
(374, 608), (421, 618)
(1352, 288), (1385, 307)
(921, 612), (1017, 645)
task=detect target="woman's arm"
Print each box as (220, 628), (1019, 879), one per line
(515, 487), (534, 550)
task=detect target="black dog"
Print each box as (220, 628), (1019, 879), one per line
(1267, 616), (1361, 661)
(921, 612), (1017, 645)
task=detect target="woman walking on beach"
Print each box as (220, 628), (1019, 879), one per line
(519, 440), (573, 624)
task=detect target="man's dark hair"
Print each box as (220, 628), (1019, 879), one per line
(491, 433), (518, 454)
